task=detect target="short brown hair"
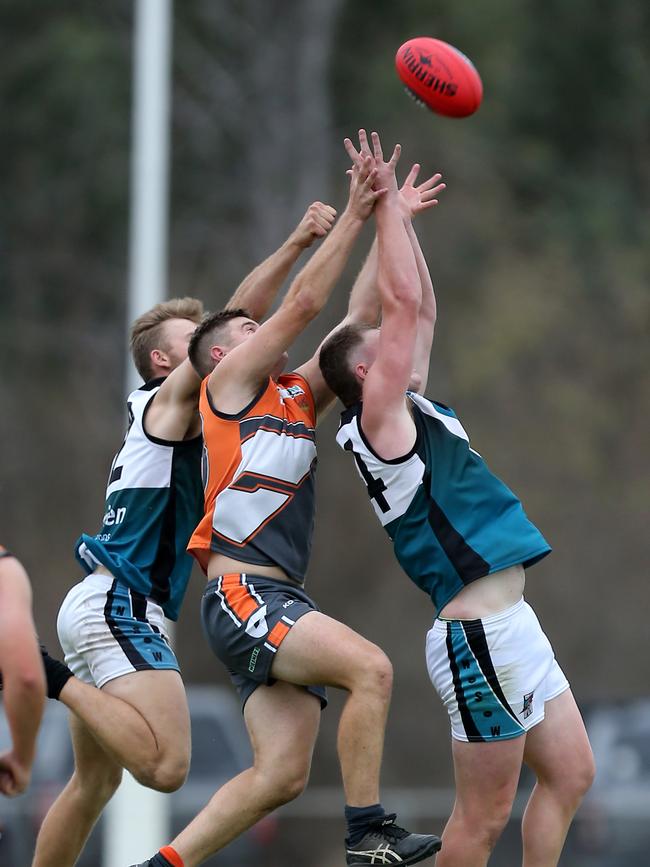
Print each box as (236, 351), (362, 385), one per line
(319, 324), (372, 408)
(130, 297), (204, 381)
(187, 308), (252, 379)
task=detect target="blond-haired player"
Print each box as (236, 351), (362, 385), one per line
(131, 144), (442, 867)
(33, 202), (337, 867)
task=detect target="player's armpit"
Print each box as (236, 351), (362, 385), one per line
(292, 355), (337, 421)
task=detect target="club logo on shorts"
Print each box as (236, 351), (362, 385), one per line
(248, 647), (260, 673)
(245, 604), (269, 638)
(522, 692), (534, 718)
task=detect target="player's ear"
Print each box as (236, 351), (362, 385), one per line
(151, 348), (169, 368)
(210, 344), (226, 365)
(355, 361), (368, 382)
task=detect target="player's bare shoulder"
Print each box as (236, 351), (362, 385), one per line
(360, 391), (416, 461)
(143, 359), (202, 441)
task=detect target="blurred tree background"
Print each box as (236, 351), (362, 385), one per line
(0, 0), (648, 861)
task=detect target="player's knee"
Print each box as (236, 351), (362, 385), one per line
(535, 742), (595, 808)
(275, 768), (309, 805)
(553, 750), (595, 806)
(481, 803), (512, 851)
(257, 763), (309, 810)
(134, 752), (189, 793)
(463, 795), (513, 851)
(359, 645), (393, 702)
(579, 751), (596, 796)
(152, 764), (188, 793)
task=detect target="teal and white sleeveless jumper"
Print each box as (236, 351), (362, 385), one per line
(336, 392), (551, 613)
(76, 378), (204, 621)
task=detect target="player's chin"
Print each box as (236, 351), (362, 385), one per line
(408, 372), (422, 393)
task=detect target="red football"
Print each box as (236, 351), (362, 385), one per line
(395, 37), (483, 118)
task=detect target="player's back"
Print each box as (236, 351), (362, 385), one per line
(337, 391), (551, 612)
(188, 373), (317, 584)
(76, 378), (204, 620)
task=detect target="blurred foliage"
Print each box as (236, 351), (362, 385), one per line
(0, 0), (648, 799)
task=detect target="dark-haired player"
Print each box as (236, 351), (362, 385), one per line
(32, 203), (337, 867)
(0, 546), (45, 797)
(319, 131), (594, 867)
(131, 149), (441, 867)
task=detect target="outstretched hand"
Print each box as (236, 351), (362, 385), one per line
(345, 151), (387, 221)
(345, 129), (401, 195)
(344, 128), (374, 168)
(290, 201), (338, 249)
(399, 164), (446, 219)
(368, 130), (401, 195)
(345, 130), (445, 219)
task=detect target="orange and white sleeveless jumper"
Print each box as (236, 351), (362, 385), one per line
(188, 373), (317, 584)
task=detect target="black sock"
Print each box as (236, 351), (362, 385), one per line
(40, 645), (74, 700)
(345, 803), (386, 846)
(149, 854), (175, 867)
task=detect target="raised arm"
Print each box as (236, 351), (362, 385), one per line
(225, 202), (337, 321)
(338, 130), (381, 328)
(210, 157), (383, 414)
(398, 164), (445, 393)
(340, 158), (444, 345)
(292, 237), (382, 420)
(360, 133), (422, 459)
(0, 555), (45, 796)
(343, 237), (380, 328)
(292, 132), (385, 416)
(146, 203), (336, 438)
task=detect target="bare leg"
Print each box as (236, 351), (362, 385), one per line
(437, 735), (525, 867)
(172, 681), (321, 867)
(522, 690), (595, 867)
(32, 714), (123, 867)
(269, 610), (393, 806)
(58, 669), (190, 791)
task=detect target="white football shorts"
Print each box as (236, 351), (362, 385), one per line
(426, 597), (569, 742)
(57, 572), (179, 689)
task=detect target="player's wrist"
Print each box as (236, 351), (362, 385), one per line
(375, 189), (400, 214)
(282, 234), (308, 256)
(9, 747), (34, 773)
(340, 205), (368, 227)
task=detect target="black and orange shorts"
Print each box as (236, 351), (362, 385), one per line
(201, 573), (327, 709)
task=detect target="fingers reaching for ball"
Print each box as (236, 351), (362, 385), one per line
(345, 129), (445, 218)
(343, 128), (374, 168)
(399, 166), (446, 218)
(347, 156), (388, 221)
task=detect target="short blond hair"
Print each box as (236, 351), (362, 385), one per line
(130, 297), (204, 381)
